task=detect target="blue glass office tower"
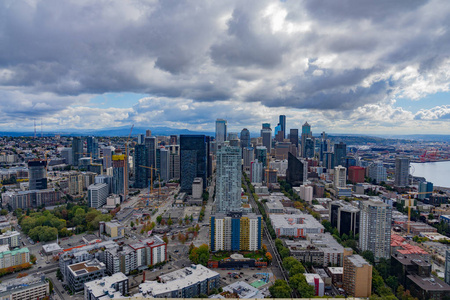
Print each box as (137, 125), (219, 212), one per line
(279, 115), (286, 139)
(134, 144), (148, 188)
(180, 135), (207, 194)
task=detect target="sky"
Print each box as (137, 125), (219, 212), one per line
(0, 0), (449, 135)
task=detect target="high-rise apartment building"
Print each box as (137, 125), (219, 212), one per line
(255, 146), (267, 168)
(304, 138), (315, 158)
(72, 137), (83, 166)
(169, 145), (180, 180)
(180, 135), (207, 194)
(112, 155), (125, 195)
(359, 200), (392, 261)
(242, 147), (254, 170)
(159, 148), (170, 182)
(348, 166), (365, 184)
(215, 119), (227, 144)
(144, 137), (157, 179)
(260, 124), (272, 153)
(88, 183), (108, 208)
(329, 200), (360, 236)
(87, 136), (99, 159)
(210, 212), (262, 252)
(395, 156), (410, 187)
(216, 145), (241, 213)
(334, 165), (347, 189)
(367, 162), (387, 183)
(343, 254), (372, 298)
(28, 160), (47, 190)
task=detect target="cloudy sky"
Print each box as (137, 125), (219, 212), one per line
(0, 0), (449, 135)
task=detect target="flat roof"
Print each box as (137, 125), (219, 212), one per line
(68, 259), (105, 276)
(407, 274), (450, 292)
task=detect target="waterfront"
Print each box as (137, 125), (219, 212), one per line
(411, 161), (450, 188)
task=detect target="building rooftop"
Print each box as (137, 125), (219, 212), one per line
(84, 272), (128, 299)
(139, 264), (219, 297)
(68, 259), (105, 277)
(222, 281), (264, 299)
(270, 213), (324, 231)
(407, 274), (450, 292)
(346, 255), (370, 267)
(42, 243), (63, 253)
(327, 267), (344, 274)
(0, 273), (47, 295)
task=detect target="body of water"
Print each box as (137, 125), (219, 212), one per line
(411, 161), (450, 188)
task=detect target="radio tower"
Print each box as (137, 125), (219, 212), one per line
(41, 119), (43, 138)
(34, 119), (36, 139)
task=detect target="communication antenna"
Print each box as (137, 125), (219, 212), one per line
(41, 119), (43, 138)
(34, 119), (36, 139)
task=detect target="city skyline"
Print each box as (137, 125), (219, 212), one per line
(0, 1), (449, 134)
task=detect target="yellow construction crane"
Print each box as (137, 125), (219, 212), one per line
(402, 190), (436, 234)
(124, 125), (134, 201)
(138, 165), (162, 206)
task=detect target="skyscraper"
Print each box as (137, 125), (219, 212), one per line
(359, 199), (392, 262)
(169, 145), (180, 180)
(28, 160), (47, 190)
(255, 146), (267, 168)
(159, 148), (170, 182)
(279, 115), (286, 140)
(289, 129), (299, 148)
(72, 137), (83, 166)
(112, 154), (125, 195)
(240, 128), (250, 149)
(334, 142), (347, 167)
(242, 147), (254, 170)
(286, 152), (306, 186)
(144, 136), (157, 179)
(134, 144), (148, 188)
(170, 135), (178, 145)
(260, 124), (272, 153)
(137, 134), (145, 145)
(180, 135), (207, 194)
(87, 136), (99, 159)
(301, 122), (312, 158)
(215, 119), (227, 144)
(304, 137), (315, 158)
(215, 145), (241, 213)
(368, 162), (387, 184)
(334, 165), (347, 188)
(394, 156), (410, 187)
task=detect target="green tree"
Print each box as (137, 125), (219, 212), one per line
(168, 217), (173, 226)
(386, 276), (398, 293)
(130, 221), (135, 228)
(0, 209), (8, 215)
(269, 280), (291, 298)
(189, 244), (209, 266)
(156, 215), (162, 224)
(289, 273), (315, 298)
(362, 250), (375, 264)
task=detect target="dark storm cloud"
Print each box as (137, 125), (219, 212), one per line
(0, 0), (449, 123)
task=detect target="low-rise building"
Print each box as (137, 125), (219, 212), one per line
(0, 273), (49, 300)
(0, 245), (30, 269)
(0, 231), (20, 248)
(99, 221), (125, 239)
(221, 281), (264, 298)
(67, 259), (106, 292)
(42, 243), (63, 256)
(269, 213), (324, 238)
(304, 273), (325, 297)
(327, 267), (344, 286)
(138, 264), (220, 298)
(343, 254), (372, 298)
(84, 272), (129, 300)
(2, 189), (61, 209)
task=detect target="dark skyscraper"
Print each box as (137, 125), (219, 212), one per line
(289, 129), (299, 148)
(334, 142), (347, 167)
(279, 115), (286, 139)
(286, 152), (305, 186)
(134, 144), (148, 188)
(144, 136), (157, 178)
(87, 136), (99, 159)
(261, 124), (272, 153)
(180, 135), (207, 193)
(72, 137), (83, 166)
(304, 138), (315, 158)
(28, 160), (47, 190)
(240, 128), (250, 149)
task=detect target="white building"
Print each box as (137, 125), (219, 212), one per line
(216, 145), (242, 213)
(84, 272), (128, 300)
(138, 264), (220, 298)
(334, 165), (347, 188)
(304, 273), (325, 297)
(269, 214), (324, 238)
(0, 245), (30, 269)
(359, 199), (392, 261)
(0, 231), (20, 248)
(368, 161), (387, 184)
(270, 159), (288, 176)
(192, 177), (203, 200)
(299, 185), (314, 203)
(88, 183), (108, 208)
(251, 160), (263, 184)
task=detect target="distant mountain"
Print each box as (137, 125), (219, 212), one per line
(0, 126), (215, 137)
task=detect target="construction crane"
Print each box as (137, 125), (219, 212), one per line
(138, 165), (161, 205)
(124, 125), (134, 201)
(402, 190), (436, 234)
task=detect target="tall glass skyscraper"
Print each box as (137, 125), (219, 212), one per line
(28, 160), (47, 190)
(72, 137), (83, 166)
(260, 124), (272, 153)
(334, 142), (347, 167)
(301, 122), (312, 158)
(133, 144), (148, 188)
(279, 115), (286, 139)
(395, 156), (410, 187)
(180, 135), (207, 193)
(215, 119), (227, 144)
(216, 145), (242, 213)
(240, 128), (251, 149)
(87, 136), (99, 159)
